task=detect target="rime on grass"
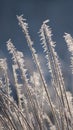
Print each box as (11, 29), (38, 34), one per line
(0, 15), (73, 130)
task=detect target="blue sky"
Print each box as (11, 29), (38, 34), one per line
(0, 0), (73, 91)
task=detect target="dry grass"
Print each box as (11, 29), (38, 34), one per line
(0, 15), (73, 130)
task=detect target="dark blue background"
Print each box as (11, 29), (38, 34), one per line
(0, 0), (73, 91)
(0, 0), (73, 53)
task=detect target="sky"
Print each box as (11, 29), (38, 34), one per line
(0, 0), (73, 91)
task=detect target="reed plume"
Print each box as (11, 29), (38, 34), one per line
(0, 15), (73, 130)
